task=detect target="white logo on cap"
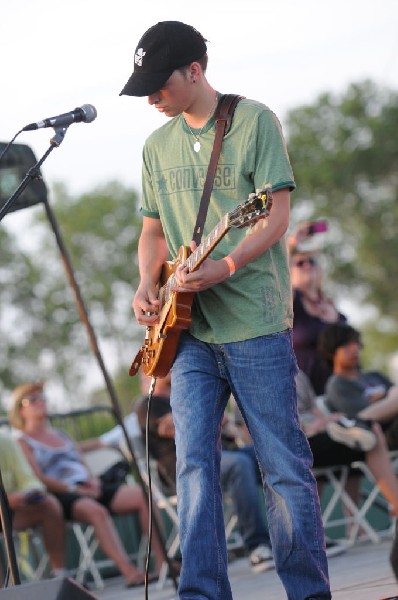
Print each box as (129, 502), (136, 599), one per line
(135, 48), (146, 67)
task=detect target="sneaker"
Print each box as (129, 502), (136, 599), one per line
(325, 540), (347, 558)
(249, 544), (274, 573)
(326, 416), (377, 452)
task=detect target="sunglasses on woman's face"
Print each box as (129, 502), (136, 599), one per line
(293, 257), (318, 268)
(20, 392), (44, 407)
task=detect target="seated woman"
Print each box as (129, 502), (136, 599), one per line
(0, 430), (66, 579)
(8, 381), (164, 588)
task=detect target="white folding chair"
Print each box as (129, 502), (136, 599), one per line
(9, 528), (50, 582)
(313, 463), (383, 545)
(314, 395), (395, 545)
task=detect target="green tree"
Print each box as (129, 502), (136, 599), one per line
(0, 222), (45, 401)
(286, 80), (398, 370)
(1, 181), (142, 410)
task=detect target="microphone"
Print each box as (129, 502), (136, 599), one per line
(22, 104), (97, 131)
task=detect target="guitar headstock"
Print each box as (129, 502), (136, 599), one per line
(228, 188), (273, 229)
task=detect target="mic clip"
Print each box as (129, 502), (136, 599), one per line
(50, 125), (69, 147)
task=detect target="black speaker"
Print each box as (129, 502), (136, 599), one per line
(0, 141), (48, 214)
(0, 577), (98, 599)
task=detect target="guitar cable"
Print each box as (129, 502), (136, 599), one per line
(143, 375), (156, 600)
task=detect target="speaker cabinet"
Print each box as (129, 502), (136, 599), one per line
(0, 577), (98, 599)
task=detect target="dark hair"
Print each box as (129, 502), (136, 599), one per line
(318, 322), (361, 367)
(177, 53), (208, 75)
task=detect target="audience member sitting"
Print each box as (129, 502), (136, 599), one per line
(8, 381), (164, 588)
(134, 373), (274, 573)
(318, 322), (398, 450)
(296, 369), (398, 516)
(0, 430), (67, 580)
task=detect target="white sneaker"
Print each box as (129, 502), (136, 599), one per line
(326, 416), (377, 452)
(249, 544), (274, 572)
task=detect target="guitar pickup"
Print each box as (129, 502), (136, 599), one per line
(158, 333), (167, 339)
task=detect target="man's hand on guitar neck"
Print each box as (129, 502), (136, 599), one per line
(171, 239), (229, 292)
(173, 255), (231, 293)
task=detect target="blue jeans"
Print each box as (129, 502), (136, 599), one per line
(220, 449), (270, 551)
(171, 330), (331, 600)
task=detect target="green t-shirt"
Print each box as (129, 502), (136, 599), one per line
(141, 97), (295, 344)
(0, 432), (44, 495)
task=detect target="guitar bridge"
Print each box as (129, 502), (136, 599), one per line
(159, 333), (167, 339)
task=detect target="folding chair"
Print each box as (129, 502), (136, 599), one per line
(223, 495), (244, 553)
(350, 450), (398, 543)
(313, 463), (383, 545)
(4, 528), (50, 583)
(313, 395), (396, 545)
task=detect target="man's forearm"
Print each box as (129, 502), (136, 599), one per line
(229, 189), (290, 271)
(138, 230), (168, 285)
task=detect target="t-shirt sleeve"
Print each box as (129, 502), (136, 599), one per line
(141, 144), (160, 218)
(325, 376), (368, 418)
(253, 109), (296, 193)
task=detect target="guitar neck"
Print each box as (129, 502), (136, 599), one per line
(161, 215), (230, 303)
(186, 214), (230, 272)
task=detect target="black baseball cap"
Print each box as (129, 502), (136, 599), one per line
(119, 21), (207, 97)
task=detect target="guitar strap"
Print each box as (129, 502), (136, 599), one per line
(192, 93), (244, 246)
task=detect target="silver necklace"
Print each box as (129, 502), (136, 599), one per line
(185, 95), (218, 152)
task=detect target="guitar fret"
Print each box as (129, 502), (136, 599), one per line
(186, 217), (228, 273)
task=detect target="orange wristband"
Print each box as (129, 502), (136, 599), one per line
(222, 255), (236, 277)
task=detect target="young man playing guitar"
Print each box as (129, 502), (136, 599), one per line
(120, 21), (331, 600)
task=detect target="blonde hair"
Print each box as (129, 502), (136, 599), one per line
(8, 381), (44, 430)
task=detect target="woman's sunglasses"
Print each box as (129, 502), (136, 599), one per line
(20, 392), (44, 407)
(293, 257), (318, 268)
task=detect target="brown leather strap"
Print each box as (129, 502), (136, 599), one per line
(192, 94), (244, 245)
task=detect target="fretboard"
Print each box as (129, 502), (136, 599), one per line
(160, 214), (230, 307)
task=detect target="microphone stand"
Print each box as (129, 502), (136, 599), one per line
(0, 126), (69, 589)
(0, 125), (177, 591)
(0, 125), (68, 223)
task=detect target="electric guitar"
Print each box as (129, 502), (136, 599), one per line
(129, 187), (273, 378)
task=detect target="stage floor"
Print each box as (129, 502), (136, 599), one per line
(94, 537), (398, 600)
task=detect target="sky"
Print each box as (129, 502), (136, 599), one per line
(1, 0), (397, 209)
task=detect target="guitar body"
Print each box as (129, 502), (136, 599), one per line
(135, 246), (194, 378)
(129, 187), (273, 379)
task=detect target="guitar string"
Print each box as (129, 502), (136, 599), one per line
(160, 195), (270, 303)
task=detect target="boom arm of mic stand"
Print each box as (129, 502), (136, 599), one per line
(0, 126), (68, 223)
